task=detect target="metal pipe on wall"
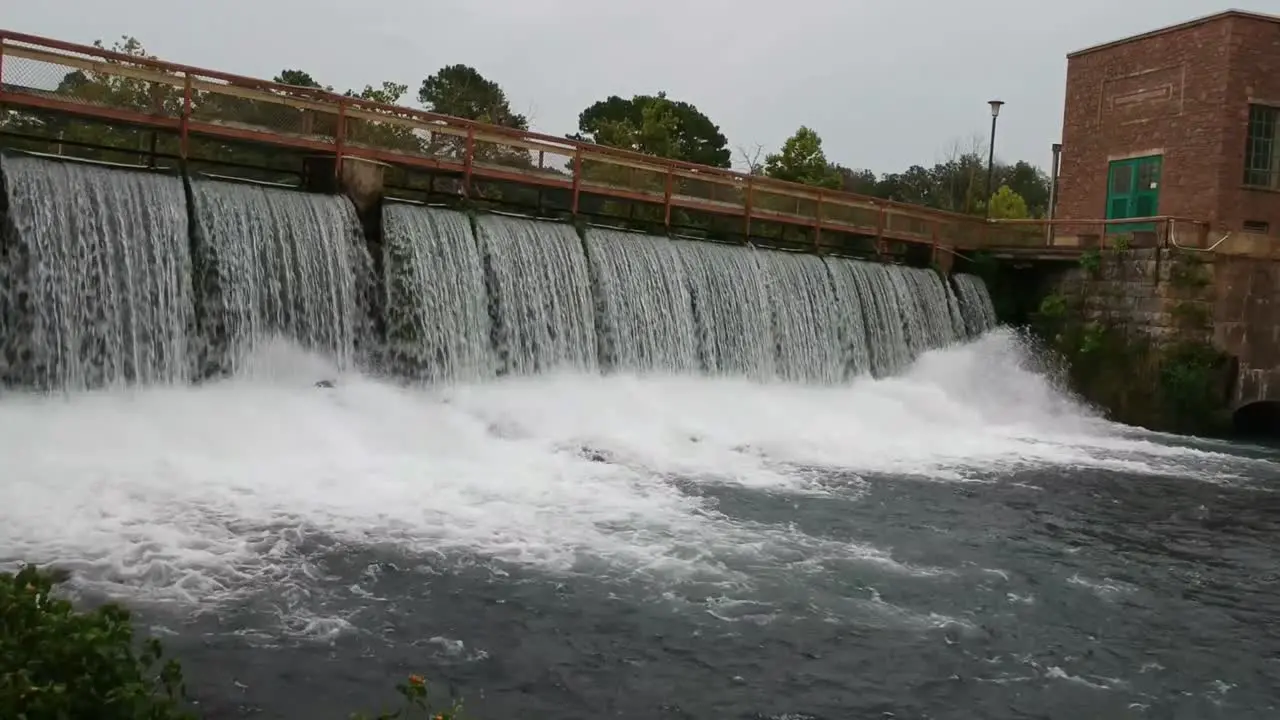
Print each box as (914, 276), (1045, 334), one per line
(1046, 142), (1063, 245)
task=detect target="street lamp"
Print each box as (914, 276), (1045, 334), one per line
(985, 99), (1004, 219)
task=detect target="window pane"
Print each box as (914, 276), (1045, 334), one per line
(1137, 159), (1160, 189)
(1109, 197), (1129, 219)
(1245, 103), (1279, 188)
(1110, 163), (1132, 194)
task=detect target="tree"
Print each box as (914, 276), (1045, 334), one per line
(343, 82), (422, 153)
(576, 93), (731, 167)
(988, 184), (1030, 219)
(763, 126), (841, 189)
(274, 69), (328, 90)
(999, 160), (1051, 217)
(833, 165), (878, 195)
(418, 64), (527, 128)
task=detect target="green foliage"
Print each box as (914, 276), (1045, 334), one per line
(1158, 340), (1231, 432)
(0, 565), (192, 720)
(274, 69), (330, 90)
(1109, 233), (1131, 253)
(1078, 249), (1101, 275)
(763, 126), (841, 189)
(1037, 293), (1068, 319)
(987, 185), (1029, 220)
(2, 566), (474, 720)
(417, 64), (527, 128)
(350, 675), (466, 720)
(1170, 301), (1212, 331)
(1170, 253), (1211, 288)
(575, 93), (730, 167)
(1078, 322), (1105, 354)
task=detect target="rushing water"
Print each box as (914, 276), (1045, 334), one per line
(3, 156), (1277, 718)
(382, 202), (494, 382)
(0, 154), (193, 389)
(1, 333), (1276, 719)
(585, 228), (699, 373)
(189, 177), (373, 375)
(474, 214), (598, 376)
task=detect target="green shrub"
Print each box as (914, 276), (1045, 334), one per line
(0, 564), (191, 719)
(2, 565), (468, 720)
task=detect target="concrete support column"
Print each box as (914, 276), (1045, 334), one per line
(302, 155), (388, 214)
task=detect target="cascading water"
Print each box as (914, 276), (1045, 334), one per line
(382, 203), (494, 382)
(474, 214), (597, 375)
(188, 178), (373, 375)
(672, 239), (775, 378)
(0, 154), (193, 390)
(760, 251), (846, 383)
(821, 257), (877, 378)
(902, 266), (967, 349)
(952, 272), (999, 335)
(584, 228), (699, 373)
(6, 158), (1271, 720)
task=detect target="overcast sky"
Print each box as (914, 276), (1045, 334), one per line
(9, 1), (1276, 174)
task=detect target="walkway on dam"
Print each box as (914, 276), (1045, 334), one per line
(0, 29), (1208, 262)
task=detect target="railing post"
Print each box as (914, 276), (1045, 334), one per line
(743, 177), (755, 240)
(462, 125), (475, 199)
(570, 148), (583, 216)
(813, 190), (824, 251)
(663, 167), (674, 230)
(180, 73), (192, 160)
(335, 99), (347, 180)
(875, 204), (886, 258)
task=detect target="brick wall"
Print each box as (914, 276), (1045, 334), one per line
(1057, 13), (1280, 236)
(1222, 17), (1280, 234)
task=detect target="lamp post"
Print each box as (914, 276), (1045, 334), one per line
(985, 100), (1004, 218)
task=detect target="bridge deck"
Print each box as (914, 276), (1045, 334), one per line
(0, 30), (1207, 258)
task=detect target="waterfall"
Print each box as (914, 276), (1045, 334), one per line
(382, 203), (494, 382)
(952, 273), (998, 335)
(584, 228), (698, 373)
(821, 257), (877, 378)
(474, 214), (597, 375)
(759, 251), (845, 383)
(0, 154), (193, 390)
(189, 179), (373, 375)
(0, 156), (1002, 390)
(673, 239), (775, 379)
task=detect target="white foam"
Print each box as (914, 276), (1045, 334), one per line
(0, 331), (1267, 610)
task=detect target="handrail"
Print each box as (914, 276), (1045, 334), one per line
(0, 28), (986, 231)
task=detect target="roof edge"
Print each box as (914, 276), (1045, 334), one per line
(1067, 9), (1280, 59)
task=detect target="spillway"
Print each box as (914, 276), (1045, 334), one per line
(381, 202), (494, 382)
(0, 154), (193, 390)
(0, 153), (999, 389)
(189, 178), (374, 376)
(7, 154), (1267, 720)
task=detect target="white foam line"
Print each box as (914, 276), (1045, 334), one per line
(0, 332), (1269, 614)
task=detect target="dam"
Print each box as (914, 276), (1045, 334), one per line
(0, 152), (997, 391)
(0, 28), (1277, 720)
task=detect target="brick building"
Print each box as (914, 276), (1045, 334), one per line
(1055, 9), (1280, 239)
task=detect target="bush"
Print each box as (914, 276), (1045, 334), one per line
(2, 565), (469, 720)
(0, 564), (191, 719)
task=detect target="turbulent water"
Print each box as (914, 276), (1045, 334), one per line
(382, 202), (494, 382)
(0, 154), (193, 389)
(2, 155), (1278, 718)
(189, 178), (373, 374)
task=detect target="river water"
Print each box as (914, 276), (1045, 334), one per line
(1, 153), (1277, 718)
(1, 332), (1276, 719)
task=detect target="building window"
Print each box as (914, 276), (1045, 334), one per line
(1245, 104), (1280, 190)
(1106, 155), (1161, 231)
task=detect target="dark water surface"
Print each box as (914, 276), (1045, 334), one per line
(140, 460), (1280, 720)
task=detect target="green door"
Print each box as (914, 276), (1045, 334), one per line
(1105, 155), (1161, 233)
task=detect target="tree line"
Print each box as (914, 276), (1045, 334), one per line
(0, 35), (1049, 220)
